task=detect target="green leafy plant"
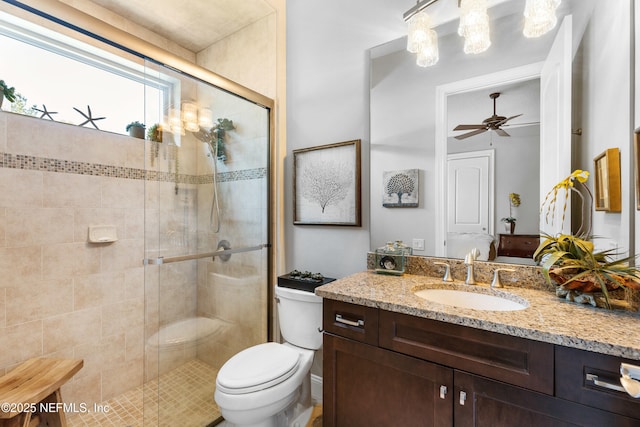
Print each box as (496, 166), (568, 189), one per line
(534, 170), (640, 308)
(125, 121), (145, 132)
(212, 118), (235, 161)
(146, 123), (163, 142)
(0, 80), (16, 103)
(533, 233), (640, 309)
(195, 118), (236, 162)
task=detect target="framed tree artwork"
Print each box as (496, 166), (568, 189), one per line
(293, 139), (361, 226)
(382, 169), (419, 207)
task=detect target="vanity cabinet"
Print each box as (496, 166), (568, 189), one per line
(323, 299), (640, 426)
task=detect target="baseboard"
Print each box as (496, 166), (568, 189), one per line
(311, 374), (322, 403)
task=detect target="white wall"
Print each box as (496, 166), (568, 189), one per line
(285, 1), (406, 278)
(577, 0), (633, 255)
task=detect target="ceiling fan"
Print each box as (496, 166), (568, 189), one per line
(453, 92), (522, 140)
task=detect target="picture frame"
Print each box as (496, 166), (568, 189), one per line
(593, 147), (621, 212)
(635, 130), (640, 210)
(382, 169), (419, 207)
(293, 139), (361, 226)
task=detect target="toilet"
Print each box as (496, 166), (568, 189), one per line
(214, 284), (323, 427)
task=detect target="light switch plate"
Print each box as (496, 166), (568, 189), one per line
(412, 238), (425, 251)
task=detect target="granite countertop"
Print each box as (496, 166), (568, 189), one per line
(315, 270), (640, 360)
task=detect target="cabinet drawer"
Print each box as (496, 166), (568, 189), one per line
(379, 310), (554, 394)
(555, 346), (640, 420)
(323, 299), (379, 345)
(497, 234), (540, 258)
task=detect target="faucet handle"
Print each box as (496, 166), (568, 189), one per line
(433, 262), (453, 282)
(491, 268), (516, 288)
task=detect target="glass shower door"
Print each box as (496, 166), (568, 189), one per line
(142, 59), (270, 426)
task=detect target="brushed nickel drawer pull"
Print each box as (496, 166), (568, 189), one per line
(459, 391), (467, 405)
(439, 385), (447, 399)
(335, 314), (365, 328)
(586, 373), (625, 392)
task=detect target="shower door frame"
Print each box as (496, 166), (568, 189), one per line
(3, 0), (278, 409)
(9, 0), (278, 338)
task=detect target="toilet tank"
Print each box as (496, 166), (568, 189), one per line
(275, 285), (323, 350)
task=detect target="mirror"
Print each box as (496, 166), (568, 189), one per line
(369, 0), (630, 266)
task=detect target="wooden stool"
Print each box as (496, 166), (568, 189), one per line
(0, 358), (83, 427)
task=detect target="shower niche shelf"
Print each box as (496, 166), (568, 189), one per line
(88, 225), (118, 243)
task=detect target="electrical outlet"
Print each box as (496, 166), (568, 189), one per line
(412, 238), (425, 251)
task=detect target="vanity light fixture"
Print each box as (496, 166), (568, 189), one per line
(458, 0), (491, 54)
(168, 102), (214, 139)
(403, 0), (561, 67)
(523, 0), (561, 38)
(405, 5), (439, 67)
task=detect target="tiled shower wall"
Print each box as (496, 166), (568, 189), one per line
(0, 112), (195, 406)
(0, 103), (269, 407)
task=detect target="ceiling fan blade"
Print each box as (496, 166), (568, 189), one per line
(494, 128), (510, 137)
(502, 121), (540, 127)
(496, 114), (523, 126)
(455, 128), (487, 140)
(453, 124), (486, 131)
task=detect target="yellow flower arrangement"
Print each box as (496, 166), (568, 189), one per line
(540, 169), (590, 237)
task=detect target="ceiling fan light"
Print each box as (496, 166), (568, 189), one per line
(523, 0), (561, 38)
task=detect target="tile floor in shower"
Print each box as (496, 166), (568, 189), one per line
(68, 359), (221, 427)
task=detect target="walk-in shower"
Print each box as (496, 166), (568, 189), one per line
(0, 2), (273, 426)
(141, 60), (271, 426)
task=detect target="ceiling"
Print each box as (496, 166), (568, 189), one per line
(85, 0), (276, 52)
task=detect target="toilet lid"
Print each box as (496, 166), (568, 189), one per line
(216, 342), (300, 395)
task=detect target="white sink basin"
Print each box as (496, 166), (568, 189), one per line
(414, 288), (528, 311)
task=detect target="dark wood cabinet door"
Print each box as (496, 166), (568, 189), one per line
(454, 370), (640, 427)
(323, 333), (453, 427)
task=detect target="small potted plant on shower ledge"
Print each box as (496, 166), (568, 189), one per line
(126, 120), (146, 139)
(0, 79), (16, 110)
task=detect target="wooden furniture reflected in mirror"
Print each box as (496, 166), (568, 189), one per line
(497, 234), (540, 259)
(593, 148), (621, 212)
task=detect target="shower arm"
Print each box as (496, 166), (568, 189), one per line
(142, 243), (270, 265)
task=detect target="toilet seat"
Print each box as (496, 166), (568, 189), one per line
(216, 343), (301, 395)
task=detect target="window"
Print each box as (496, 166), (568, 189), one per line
(0, 10), (169, 135)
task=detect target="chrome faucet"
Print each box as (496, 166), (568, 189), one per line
(464, 248), (480, 285)
(491, 268), (515, 288)
(433, 262), (453, 282)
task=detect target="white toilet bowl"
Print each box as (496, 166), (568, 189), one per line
(214, 285), (323, 427)
(214, 342), (314, 426)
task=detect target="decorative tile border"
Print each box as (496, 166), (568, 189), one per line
(0, 152), (267, 184)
